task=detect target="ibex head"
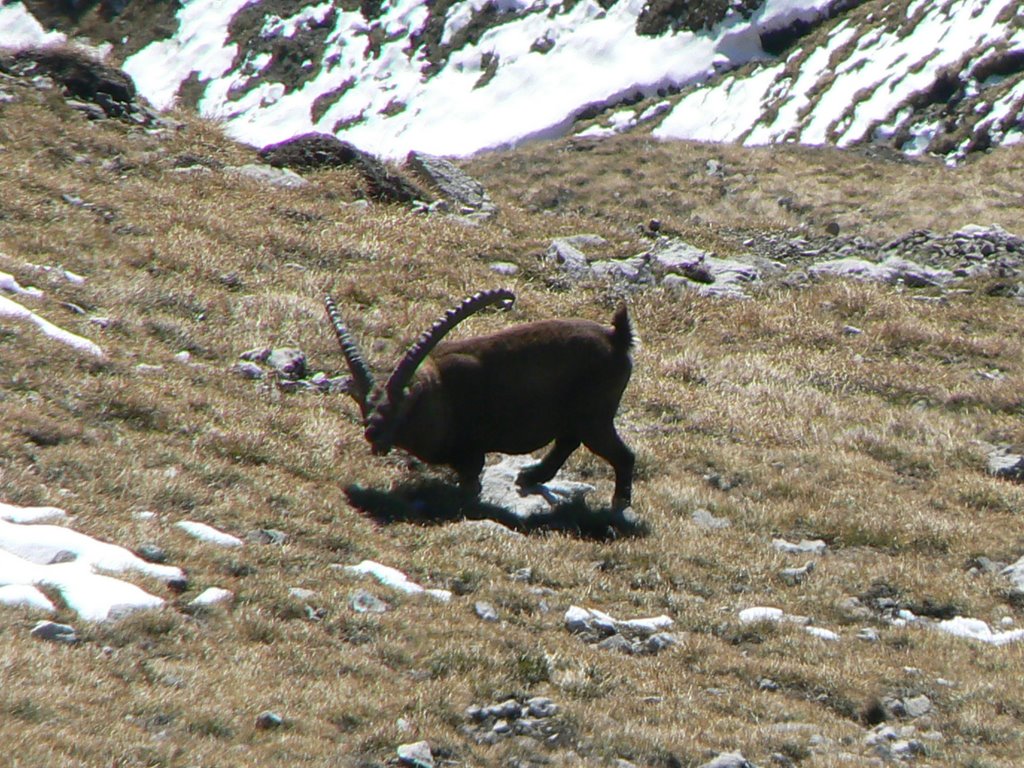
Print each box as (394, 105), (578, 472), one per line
(325, 289), (516, 455)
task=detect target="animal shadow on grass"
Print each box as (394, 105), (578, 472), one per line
(344, 480), (648, 541)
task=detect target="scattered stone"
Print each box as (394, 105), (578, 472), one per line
(987, 448), (1024, 482)
(406, 151), (496, 217)
(596, 633), (634, 653)
(136, 543), (167, 564)
(692, 508), (731, 529)
(652, 239), (771, 298)
(772, 538), (827, 555)
(226, 163), (308, 189)
(857, 627), (881, 642)
(545, 237), (592, 280)
(397, 740), (434, 768)
(289, 587), (316, 602)
(474, 601), (499, 622)
(461, 695), (564, 746)
(349, 588), (389, 613)
(239, 347), (271, 363)
(804, 626), (840, 641)
(526, 697), (558, 718)
(565, 605), (676, 654)
(246, 528), (288, 545)
(232, 362), (265, 380)
(31, 620), (78, 644)
(189, 587), (234, 608)
(266, 348), (307, 380)
(255, 710), (284, 730)
(903, 694), (932, 719)
(779, 561), (815, 586)
(175, 521), (244, 548)
(698, 752), (755, 768)
(479, 454), (595, 520)
(488, 261), (519, 276)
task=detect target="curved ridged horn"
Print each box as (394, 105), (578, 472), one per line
(325, 295), (377, 418)
(384, 289), (515, 402)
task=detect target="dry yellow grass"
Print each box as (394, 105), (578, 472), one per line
(2, 72), (1024, 768)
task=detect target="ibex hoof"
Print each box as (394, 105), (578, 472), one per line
(516, 466), (546, 489)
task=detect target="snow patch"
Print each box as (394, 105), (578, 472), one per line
(0, 294), (104, 357)
(343, 560), (452, 602)
(0, 503), (184, 622)
(175, 520), (244, 548)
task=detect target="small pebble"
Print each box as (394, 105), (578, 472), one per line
(31, 621), (78, 644)
(255, 710), (284, 730)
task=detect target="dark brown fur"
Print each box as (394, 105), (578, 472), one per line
(329, 295), (635, 510)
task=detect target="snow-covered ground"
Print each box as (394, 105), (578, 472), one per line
(3, 0), (1022, 161)
(0, 502), (182, 622)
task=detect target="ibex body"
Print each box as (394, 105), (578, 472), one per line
(326, 290), (635, 510)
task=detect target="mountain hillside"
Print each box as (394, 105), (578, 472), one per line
(2, 33), (1024, 767)
(4, 0), (1023, 161)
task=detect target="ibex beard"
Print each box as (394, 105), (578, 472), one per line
(326, 289), (636, 512)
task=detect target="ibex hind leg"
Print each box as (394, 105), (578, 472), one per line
(582, 425), (634, 512)
(517, 437), (581, 488)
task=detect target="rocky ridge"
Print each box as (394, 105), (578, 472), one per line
(7, 0), (1024, 163)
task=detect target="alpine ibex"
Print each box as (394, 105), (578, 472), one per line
(325, 289), (635, 511)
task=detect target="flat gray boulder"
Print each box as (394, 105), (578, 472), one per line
(480, 455), (594, 521)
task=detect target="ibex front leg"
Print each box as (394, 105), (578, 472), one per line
(453, 454), (485, 505)
(517, 436), (581, 488)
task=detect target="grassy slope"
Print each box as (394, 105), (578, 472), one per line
(1, 76), (1024, 768)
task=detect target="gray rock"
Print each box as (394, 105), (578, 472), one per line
(397, 740), (434, 768)
(233, 362), (264, 380)
(643, 632), (678, 654)
(779, 561), (815, 586)
(596, 633), (634, 653)
(591, 256), (653, 286)
(1002, 556), (1024, 592)
(31, 621), (78, 644)
(650, 239), (768, 298)
(246, 528), (288, 545)
(903, 694), (932, 718)
(988, 450), (1024, 481)
(255, 710), (284, 730)
(479, 454), (594, 520)
(772, 538), (827, 555)
(226, 163), (309, 188)
(488, 261), (519, 276)
(526, 697), (558, 718)
(692, 508), (731, 529)
(698, 752), (755, 768)
(136, 544), (167, 563)
(266, 348), (306, 380)
(406, 151), (496, 216)
(474, 601), (499, 622)
(545, 238), (592, 279)
(809, 256), (952, 287)
(349, 589), (389, 613)
(491, 699), (523, 719)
